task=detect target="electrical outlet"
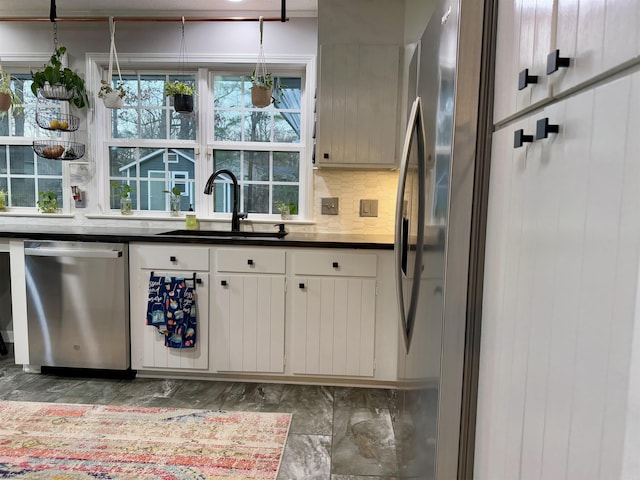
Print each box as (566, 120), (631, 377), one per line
(359, 199), (378, 217)
(321, 197), (339, 215)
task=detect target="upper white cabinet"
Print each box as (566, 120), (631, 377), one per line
(316, 44), (400, 168)
(493, 0), (640, 123)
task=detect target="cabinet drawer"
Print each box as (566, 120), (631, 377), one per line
(134, 245), (209, 271)
(216, 249), (285, 274)
(293, 252), (377, 277)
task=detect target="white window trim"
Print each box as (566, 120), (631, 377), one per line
(86, 52), (315, 220)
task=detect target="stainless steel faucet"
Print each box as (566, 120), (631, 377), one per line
(203, 169), (243, 231)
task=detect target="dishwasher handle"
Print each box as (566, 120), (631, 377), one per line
(24, 247), (123, 259)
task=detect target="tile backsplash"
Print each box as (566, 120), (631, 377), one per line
(313, 169), (399, 234)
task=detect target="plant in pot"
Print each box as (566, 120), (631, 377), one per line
(37, 191), (58, 214)
(164, 81), (195, 113)
(274, 200), (297, 220)
(98, 80), (127, 109)
(110, 181), (134, 215)
(0, 189), (6, 211)
(0, 70), (23, 116)
(30, 46), (89, 108)
(162, 186), (182, 216)
(250, 71), (283, 108)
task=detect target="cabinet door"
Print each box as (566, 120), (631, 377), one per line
(317, 44), (400, 167)
(212, 274), (285, 373)
(131, 270), (209, 371)
(292, 277), (376, 377)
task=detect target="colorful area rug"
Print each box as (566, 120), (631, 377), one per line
(0, 401), (291, 479)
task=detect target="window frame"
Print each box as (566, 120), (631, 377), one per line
(87, 52), (315, 220)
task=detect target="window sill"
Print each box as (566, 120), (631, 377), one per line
(0, 211), (74, 218)
(84, 214), (315, 226)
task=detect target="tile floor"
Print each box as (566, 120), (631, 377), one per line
(0, 346), (415, 479)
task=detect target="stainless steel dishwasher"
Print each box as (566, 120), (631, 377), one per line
(24, 241), (130, 370)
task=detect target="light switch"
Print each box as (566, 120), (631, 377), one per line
(321, 197), (339, 215)
(360, 199), (378, 217)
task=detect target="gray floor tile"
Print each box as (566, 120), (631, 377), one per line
(219, 382), (284, 412)
(165, 379), (232, 410)
(332, 407), (398, 477)
(278, 433), (332, 480)
(331, 476), (399, 480)
(277, 384), (334, 435)
(334, 387), (391, 409)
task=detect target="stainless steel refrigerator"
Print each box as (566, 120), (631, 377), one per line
(394, 0), (489, 478)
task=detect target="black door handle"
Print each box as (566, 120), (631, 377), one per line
(546, 49), (570, 74)
(518, 68), (538, 90)
(170, 256), (177, 262)
(514, 129), (534, 148)
(535, 117), (559, 140)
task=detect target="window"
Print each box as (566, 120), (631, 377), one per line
(0, 73), (63, 208)
(107, 73), (196, 212)
(211, 74), (303, 216)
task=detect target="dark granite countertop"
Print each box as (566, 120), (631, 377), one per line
(0, 225), (396, 250)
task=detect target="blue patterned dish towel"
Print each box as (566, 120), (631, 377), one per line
(146, 275), (197, 348)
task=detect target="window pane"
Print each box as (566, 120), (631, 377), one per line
(0, 178), (6, 193)
(213, 182), (234, 213)
(275, 77), (302, 110)
(214, 111), (242, 141)
(109, 147), (136, 177)
(118, 75), (139, 105)
(139, 148), (165, 177)
(272, 185), (298, 214)
(169, 149), (195, 178)
(0, 146), (6, 173)
(140, 179), (166, 211)
(37, 157), (63, 176)
(9, 146), (34, 175)
(273, 152), (299, 181)
(139, 75), (166, 107)
(112, 109), (139, 138)
(214, 75), (244, 108)
(273, 113), (300, 143)
(10, 178), (35, 207)
(243, 184), (269, 213)
(140, 109), (166, 139)
(170, 111), (196, 140)
(243, 151), (269, 181)
(244, 111), (271, 142)
(213, 150), (241, 177)
(110, 180), (137, 210)
(38, 179), (63, 200)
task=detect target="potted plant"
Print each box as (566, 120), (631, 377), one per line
(250, 71), (283, 108)
(37, 191), (58, 214)
(0, 70), (23, 115)
(98, 79), (127, 109)
(30, 46), (89, 108)
(110, 181), (134, 215)
(0, 189), (6, 211)
(162, 186), (182, 216)
(164, 81), (195, 113)
(275, 200), (297, 220)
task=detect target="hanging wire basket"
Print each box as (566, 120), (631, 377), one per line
(38, 84), (76, 101)
(33, 140), (85, 161)
(35, 111), (80, 132)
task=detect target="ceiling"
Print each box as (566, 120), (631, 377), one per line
(0, 0), (318, 18)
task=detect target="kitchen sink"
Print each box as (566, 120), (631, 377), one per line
(158, 229), (288, 239)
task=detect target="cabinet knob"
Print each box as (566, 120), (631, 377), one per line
(247, 259), (254, 265)
(332, 261), (339, 268)
(518, 68), (538, 91)
(535, 117), (559, 140)
(299, 283), (305, 289)
(323, 153), (330, 159)
(546, 49), (570, 75)
(170, 256), (177, 262)
(196, 278), (203, 285)
(513, 129), (534, 148)
(221, 280), (227, 286)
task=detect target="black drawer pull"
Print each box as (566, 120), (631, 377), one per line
(535, 117), (559, 140)
(518, 68), (538, 91)
(513, 129), (534, 148)
(299, 283), (305, 289)
(323, 153), (330, 159)
(170, 256), (177, 262)
(546, 49), (570, 75)
(332, 262), (339, 268)
(247, 259), (254, 265)
(196, 278), (202, 285)
(221, 280), (227, 286)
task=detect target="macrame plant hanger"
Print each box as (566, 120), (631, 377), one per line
(251, 16), (273, 108)
(101, 17), (125, 109)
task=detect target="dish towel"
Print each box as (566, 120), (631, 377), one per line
(146, 275), (197, 348)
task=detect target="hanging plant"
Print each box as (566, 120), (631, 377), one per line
(30, 46), (89, 108)
(250, 17), (283, 108)
(164, 81), (195, 113)
(99, 18), (128, 109)
(0, 69), (23, 116)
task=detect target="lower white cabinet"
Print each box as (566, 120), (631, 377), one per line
(212, 248), (286, 373)
(291, 251), (377, 377)
(129, 244), (210, 372)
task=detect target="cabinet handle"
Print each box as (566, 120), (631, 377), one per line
(247, 259), (254, 265)
(323, 153), (330, 159)
(221, 280), (227, 286)
(513, 129), (534, 148)
(546, 49), (570, 75)
(332, 261), (339, 268)
(196, 278), (203, 285)
(518, 68), (538, 91)
(299, 283), (305, 289)
(535, 117), (559, 140)
(170, 256), (177, 262)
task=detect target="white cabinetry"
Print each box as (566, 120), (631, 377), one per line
(493, 0), (640, 123)
(212, 248), (285, 373)
(291, 251), (377, 377)
(316, 44), (400, 168)
(129, 244), (210, 372)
